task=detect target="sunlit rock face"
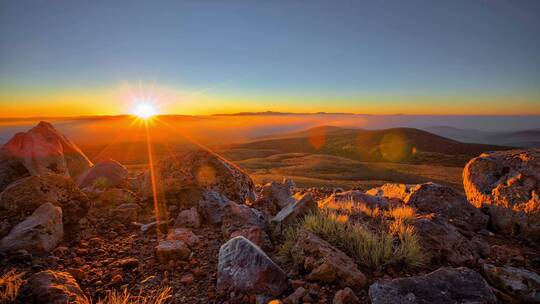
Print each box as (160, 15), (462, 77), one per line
(157, 150), (256, 207)
(77, 159), (128, 190)
(463, 149), (540, 239)
(0, 121), (92, 191)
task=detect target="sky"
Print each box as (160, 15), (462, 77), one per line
(0, 0), (539, 117)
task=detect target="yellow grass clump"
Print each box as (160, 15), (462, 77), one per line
(84, 286), (172, 304)
(0, 269), (25, 303)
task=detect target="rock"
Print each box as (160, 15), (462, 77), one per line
(77, 159), (128, 189)
(0, 174), (89, 235)
(166, 228), (200, 248)
(98, 188), (139, 207)
(291, 230), (367, 291)
(284, 287), (308, 304)
(471, 235), (491, 258)
(414, 217), (477, 266)
(1, 121), (92, 181)
(28, 270), (87, 304)
(369, 183), (488, 232)
(333, 287), (360, 304)
(0, 203), (63, 253)
(368, 267), (497, 304)
(157, 150), (256, 206)
(271, 193), (317, 235)
(320, 190), (393, 211)
(174, 207), (201, 228)
(137, 220), (169, 234)
(217, 236), (288, 297)
(0, 148), (30, 192)
(463, 149), (540, 239)
(110, 257), (139, 269)
(111, 203), (140, 223)
(155, 239), (190, 264)
(221, 201), (270, 249)
(258, 179), (296, 211)
(180, 273), (194, 285)
(198, 190), (234, 225)
(483, 263), (540, 303)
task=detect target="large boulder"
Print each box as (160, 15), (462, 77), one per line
(77, 159), (128, 189)
(1, 121), (92, 181)
(271, 193), (317, 235)
(464, 149), (540, 238)
(483, 263), (540, 303)
(217, 236), (288, 297)
(413, 217), (477, 266)
(369, 267), (497, 304)
(0, 174), (89, 235)
(0, 203), (63, 253)
(28, 270), (87, 304)
(368, 183), (488, 232)
(291, 230), (367, 291)
(157, 150), (256, 206)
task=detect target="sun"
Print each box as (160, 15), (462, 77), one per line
(133, 102), (158, 119)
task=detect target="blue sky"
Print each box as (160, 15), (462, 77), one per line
(0, 0), (539, 115)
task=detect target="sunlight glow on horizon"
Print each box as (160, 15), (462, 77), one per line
(133, 102), (158, 119)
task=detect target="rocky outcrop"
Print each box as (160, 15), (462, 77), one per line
(255, 179), (296, 214)
(217, 236), (288, 297)
(368, 182), (487, 232)
(483, 263), (540, 303)
(291, 230), (367, 291)
(28, 270), (87, 304)
(0, 174), (89, 235)
(158, 150), (256, 206)
(1, 121), (92, 181)
(368, 267), (497, 304)
(77, 159), (128, 189)
(0, 203), (63, 253)
(464, 149), (540, 238)
(414, 217), (477, 266)
(271, 193), (316, 235)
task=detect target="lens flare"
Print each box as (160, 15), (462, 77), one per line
(133, 102), (157, 119)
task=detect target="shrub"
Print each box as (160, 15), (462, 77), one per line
(0, 269), (25, 303)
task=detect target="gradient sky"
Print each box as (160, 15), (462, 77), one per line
(1, 0), (539, 116)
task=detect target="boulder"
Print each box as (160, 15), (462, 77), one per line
(155, 239), (191, 264)
(1, 121), (92, 181)
(291, 230), (367, 291)
(198, 190), (234, 225)
(217, 236), (288, 297)
(0, 149), (30, 192)
(28, 270), (87, 304)
(258, 179), (296, 210)
(369, 183), (488, 232)
(0, 174), (89, 234)
(166, 228), (200, 248)
(413, 217), (476, 266)
(333, 287), (360, 304)
(483, 263), (540, 303)
(157, 150), (256, 206)
(368, 267), (497, 304)
(271, 193), (317, 235)
(77, 159), (128, 189)
(463, 149), (540, 238)
(174, 207), (201, 228)
(0, 203), (63, 253)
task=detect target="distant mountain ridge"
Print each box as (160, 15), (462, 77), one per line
(425, 126), (540, 148)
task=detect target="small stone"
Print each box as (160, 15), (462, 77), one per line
(180, 273), (194, 285)
(155, 240), (190, 264)
(333, 287), (360, 304)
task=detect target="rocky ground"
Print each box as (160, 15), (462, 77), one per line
(0, 122), (539, 304)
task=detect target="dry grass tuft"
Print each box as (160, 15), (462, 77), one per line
(85, 286), (172, 304)
(281, 207), (423, 270)
(0, 269), (25, 303)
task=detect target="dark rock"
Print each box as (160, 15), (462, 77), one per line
(217, 236), (288, 297)
(368, 267), (497, 304)
(483, 263), (540, 303)
(198, 190), (234, 225)
(155, 239), (191, 264)
(271, 192), (317, 236)
(174, 207), (201, 228)
(333, 287), (360, 304)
